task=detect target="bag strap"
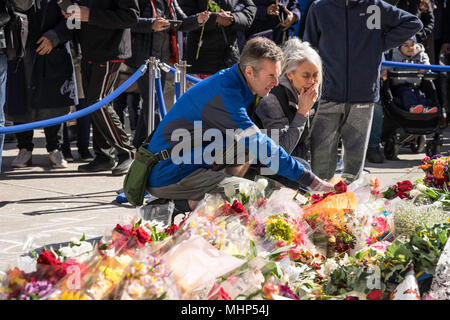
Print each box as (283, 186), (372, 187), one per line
(140, 130), (173, 163)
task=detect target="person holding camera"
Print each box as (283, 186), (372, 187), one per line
(246, 0), (300, 45)
(62, 0), (140, 176)
(127, 0), (210, 149)
(179, 0), (256, 78)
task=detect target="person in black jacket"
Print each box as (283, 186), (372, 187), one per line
(126, 0), (210, 149)
(245, 0), (300, 45)
(180, 0), (257, 76)
(6, 0), (75, 169)
(62, 0), (140, 176)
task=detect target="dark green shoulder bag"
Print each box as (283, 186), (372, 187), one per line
(123, 133), (171, 206)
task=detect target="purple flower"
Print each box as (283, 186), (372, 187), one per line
(431, 154), (444, 160)
(278, 284), (300, 300)
(19, 280), (54, 300)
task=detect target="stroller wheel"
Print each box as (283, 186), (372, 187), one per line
(410, 135), (426, 154)
(384, 136), (399, 160)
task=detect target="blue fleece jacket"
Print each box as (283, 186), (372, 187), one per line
(303, 0), (423, 103)
(146, 64), (316, 188)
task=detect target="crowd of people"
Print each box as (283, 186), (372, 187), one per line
(0, 0), (449, 208)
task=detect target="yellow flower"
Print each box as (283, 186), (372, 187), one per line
(51, 291), (88, 300)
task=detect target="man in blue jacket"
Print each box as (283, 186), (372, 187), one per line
(303, 0), (422, 182)
(146, 37), (332, 210)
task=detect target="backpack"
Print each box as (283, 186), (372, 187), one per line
(3, 0), (30, 61)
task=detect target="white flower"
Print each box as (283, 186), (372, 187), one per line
(224, 184), (237, 198)
(323, 259), (339, 275)
(409, 190), (421, 198)
(239, 181), (251, 195)
(255, 179), (268, 193)
(59, 246), (74, 258)
(415, 183), (428, 192)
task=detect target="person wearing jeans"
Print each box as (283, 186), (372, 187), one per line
(366, 100), (385, 163)
(304, 0), (422, 182)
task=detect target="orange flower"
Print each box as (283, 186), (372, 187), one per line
(418, 164), (432, 170)
(370, 177), (380, 191)
(433, 164), (445, 179)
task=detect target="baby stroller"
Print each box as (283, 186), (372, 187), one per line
(380, 69), (444, 159)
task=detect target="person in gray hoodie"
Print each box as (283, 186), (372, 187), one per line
(303, 0), (422, 182)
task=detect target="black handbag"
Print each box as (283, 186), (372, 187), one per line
(3, 0), (29, 60)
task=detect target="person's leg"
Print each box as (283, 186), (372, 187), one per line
(15, 125), (34, 152)
(80, 60), (134, 173)
(127, 92), (141, 131)
(11, 124), (33, 167)
(45, 124), (68, 168)
(0, 53), (7, 172)
(310, 100), (344, 180)
(366, 100), (385, 163)
(75, 98), (93, 160)
(43, 124), (62, 152)
(113, 93), (127, 129)
(340, 103), (374, 182)
(149, 167), (255, 201)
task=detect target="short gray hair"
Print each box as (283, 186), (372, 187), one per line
(282, 37), (323, 85)
(240, 37), (283, 74)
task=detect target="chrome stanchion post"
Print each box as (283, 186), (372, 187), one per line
(147, 57), (158, 136)
(179, 60), (188, 95)
(174, 63), (182, 101)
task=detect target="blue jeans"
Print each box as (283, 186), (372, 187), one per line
(369, 100), (383, 147)
(0, 54), (7, 173)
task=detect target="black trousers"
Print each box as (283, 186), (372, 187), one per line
(81, 59), (135, 161)
(15, 123), (61, 153)
(132, 70), (167, 149)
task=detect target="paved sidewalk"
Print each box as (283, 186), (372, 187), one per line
(1, 127), (449, 272)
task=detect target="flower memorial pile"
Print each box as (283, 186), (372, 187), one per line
(2, 157), (450, 300)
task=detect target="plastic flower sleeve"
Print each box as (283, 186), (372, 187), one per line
(390, 267), (421, 300)
(161, 235), (246, 296)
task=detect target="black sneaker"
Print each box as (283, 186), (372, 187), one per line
(62, 148), (74, 162)
(78, 158), (115, 172)
(366, 145), (385, 163)
(78, 149), (94, 162)
(112, 154), (134, 176)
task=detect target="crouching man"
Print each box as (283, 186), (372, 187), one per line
(146, 37), (333, 211)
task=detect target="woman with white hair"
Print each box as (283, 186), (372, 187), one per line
(247, 37), (322, 190)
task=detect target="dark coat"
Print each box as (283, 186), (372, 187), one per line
(5, 0), (75, 120)
(303, 0), (423, 103)
(245, 0), (300, 44)
(126, 0), (201, 69)
(75, 0), (139, 62)
(180, 0), (256, 75)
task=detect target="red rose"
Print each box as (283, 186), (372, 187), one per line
(231, 200), (246, 214)
(221, 201), (231, 215)
(323, 192), (336, 198)
(37, 250), (61, 266)
(164, 224), (179, 236)
(397, 180), (413, 192)
(311, 194), (323, 204)
(344, 296), (359, 300)
(133, 227), (152, 246)
(395, 191), (409, 199)
(114, 224), (132, 237)
(367, 289), (383, 300)
(334, 181), (347, 194)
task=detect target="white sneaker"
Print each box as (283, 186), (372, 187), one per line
(49, 150), (68, 168)
(11, 149), (32, 168)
